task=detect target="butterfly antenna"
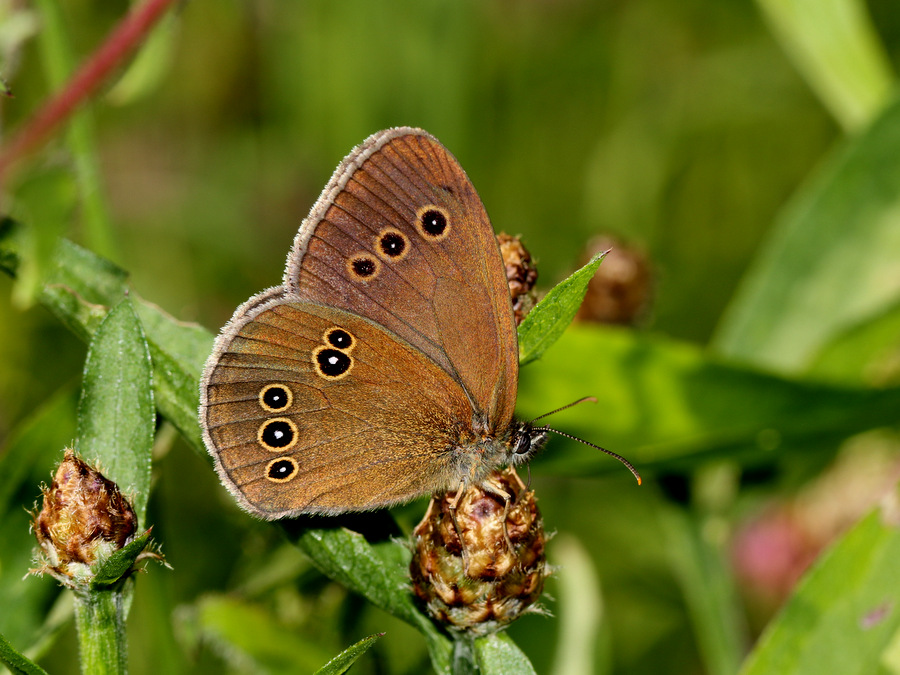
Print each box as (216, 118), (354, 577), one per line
(535, 425), (642, 486)
(529, 396), (597, 423)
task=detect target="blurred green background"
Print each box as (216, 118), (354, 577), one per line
(2, 0), (900, 673)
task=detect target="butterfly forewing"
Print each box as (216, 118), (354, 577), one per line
(285, 129), (519, 431)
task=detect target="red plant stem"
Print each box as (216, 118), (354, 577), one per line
(0, 0), (178, 190)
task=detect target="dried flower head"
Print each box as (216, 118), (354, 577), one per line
(410, 468), (548, 636)
(32, 449), (138, 587)
(497, 233), (539, 326)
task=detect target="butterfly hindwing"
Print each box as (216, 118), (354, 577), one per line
(202, 298), (473, 518)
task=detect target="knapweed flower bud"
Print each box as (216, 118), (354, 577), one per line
(410, 468), (547, 636)
(497, 233), (538, 326)
(575, 235), (652, 325)
(32, 449), (138, 588)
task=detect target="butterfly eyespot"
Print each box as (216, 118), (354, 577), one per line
(376, 228), (409, 261)
(324, 327), (355, 351)
(312, 346), (354, 380)
(258, 418), (299, 451)
(347, 254), (380, 281)
(416, 205), (450, 241)
(266, 457), (299, 483)
(259, 383), (293, 412)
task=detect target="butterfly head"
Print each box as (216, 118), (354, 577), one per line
(509, 422), (548, 464)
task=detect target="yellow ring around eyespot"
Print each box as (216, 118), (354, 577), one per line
(375, 227), (410, 262)
(311, 344), (354, 381)
(257, 417), (299, 452)
(414, 205), (451, 242)
(345, 253), (381, 282)
(265, 456), (299, 483)
(259, 383), (293, 413)
(322, 326), (356, 352)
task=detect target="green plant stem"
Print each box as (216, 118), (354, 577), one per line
(73, 589), (128, 675)
(452, 636), (478, 675)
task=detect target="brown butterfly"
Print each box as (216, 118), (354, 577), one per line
(199, 127), (635, 520)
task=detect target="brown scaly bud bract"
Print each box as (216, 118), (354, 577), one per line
(575, 235), (652, 325)
(410, 468), (548, 636)
(31, 449), (142, 588)
(497, 232), (538, 326)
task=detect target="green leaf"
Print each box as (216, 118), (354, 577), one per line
(0, 385), (77, 518)
(550, 535), (609, 675)
(106, 15), (177, 106)
(739, 507), (900, 675)
(8, 168), (76, 309)
(34, 0), (116, 259)
(189, 595), (333, 673)
(75, 298), (154, 523)
(661, 506), (745, 675)
(517, 325), (900, 474)
(314, 633), (383, 675)
(0, 231), (209, 455)
(806, 300), (900, 385)
(518, 251), (605, 366)
(0, 388), (76, 648)
(136, 305), (211, 454)
(290, 527), (452, 675)
(755, 0), (893, 131)
(713, 93), (900, 378)
(475, 633), (537, 675)
(0, 632), (48, 675)
(90, 530), (152, 589)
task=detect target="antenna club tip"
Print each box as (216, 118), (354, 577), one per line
(636, 476), (642, 486)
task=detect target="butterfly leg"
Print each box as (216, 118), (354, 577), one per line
(481, 474), (516, 559)
(447, 481), (473, 575)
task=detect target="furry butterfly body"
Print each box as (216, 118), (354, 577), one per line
(200, 128), (545, 519)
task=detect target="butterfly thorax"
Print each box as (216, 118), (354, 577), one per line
(447, 419), (547, 490)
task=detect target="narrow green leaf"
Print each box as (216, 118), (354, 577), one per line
(517, 326), (900, 474)
(518, 251), (606, 366)
(550, 535), (609, 675)
(0, 386), (77, 518)
(0, 230), (208, 455)
(8, 168), (76, 308)
(191, 595), (333, 673)
(314, 633), (383, 675)
(0, 388), (76, 648)
(739, 507), (900, 675)
(475, 633), (537, 675)
(145, 340), (205, 454)
(90, 530), (152, 589)
(806, 300), (900, 385)
(661, 506), (746, 675)
(713, 93), (900, 377)
(34, 0), (116, 259)
(76, 298), (154, 523)
(755, 0), (894, 131)
(106, 15), (177, 106)
(0, 632), (48, 675)
(290, 527), (452, 674)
